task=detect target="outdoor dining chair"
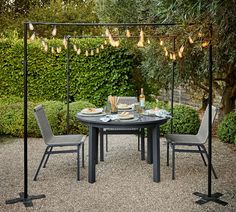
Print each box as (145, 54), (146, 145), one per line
(33, 104), (87, 181)
(104, 96), (143, 152)
(165, 105), (218, 180)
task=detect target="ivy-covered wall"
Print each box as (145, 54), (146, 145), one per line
(0, 38), (137, 106)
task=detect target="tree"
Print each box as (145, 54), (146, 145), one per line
(95, 0), (236, 115)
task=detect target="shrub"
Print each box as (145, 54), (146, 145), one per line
(217, 111), (236, 144)
(146, 101), (200, 135)
(58, 100), (96, 135)
(0, 97), (92, 137)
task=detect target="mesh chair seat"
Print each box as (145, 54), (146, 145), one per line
(48, 135), (87, 146)
(166, 134), (203, 145)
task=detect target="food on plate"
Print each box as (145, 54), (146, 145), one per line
(119, 111), (130, 117)
(119, 112), (134, 119)
(118, 103), (129, 108)
(84, 108), (96, 112)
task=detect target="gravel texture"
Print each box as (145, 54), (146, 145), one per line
(0, 135), (235, 212)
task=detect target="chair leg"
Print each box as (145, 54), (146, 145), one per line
(201, 145), (218, 179)
(43, 146), (53, 168)
(198, 146), (207, 166)
(77, 145), (80, 181)
(167, 141), (170, 166)
(33, 147), (49, 181)
(172, 143), (175, 180)
(105, 132), (108, 152)
(82, 143), (85, 168)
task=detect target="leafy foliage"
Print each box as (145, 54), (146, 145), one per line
(0, 38), (137, 106)
(0, 96), (95, 137)
(217, 111), (236, 144)
(146, 101), (200, 135)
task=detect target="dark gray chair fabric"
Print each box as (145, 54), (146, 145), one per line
(33, 104), (87, 181)
(165, 105), (218, 180)
(104, 96), (142, 152)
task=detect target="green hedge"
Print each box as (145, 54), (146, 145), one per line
(0, 38), (137, 107)
(0, 97), (95, 138)
(217, 111), (236, 144)
(146, 101), (200, 135)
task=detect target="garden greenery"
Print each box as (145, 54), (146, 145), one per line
(0, 38), (137, 107)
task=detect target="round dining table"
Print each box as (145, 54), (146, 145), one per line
(76, 113), (168, 183)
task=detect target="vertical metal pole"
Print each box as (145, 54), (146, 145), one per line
(23, 22), (28, 199)
(170, 37), (176, 133)
(66, 36), (71, 134)
(208, 24), (213, 197)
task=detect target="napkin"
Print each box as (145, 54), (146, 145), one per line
(155, 109), (172, 118)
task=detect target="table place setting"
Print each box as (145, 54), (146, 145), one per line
(144, 108), (172, 118)
(77, 107), (105, 117)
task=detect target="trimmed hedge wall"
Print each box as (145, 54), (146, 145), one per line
(0, 38), (137, 106)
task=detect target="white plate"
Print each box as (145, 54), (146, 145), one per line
(119, 117), (139, 122)
(77, 112), (106, 117)
(81, 108), (103, 115)
(118, 114), (134, 120)
(117, 104), (132, 110)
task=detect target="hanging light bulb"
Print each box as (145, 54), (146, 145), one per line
(63, 37), (67, 49)
(77, 48), (81, 55)
(165, 50), (168, 57)
(104, 40), (108, 45)
(52, 26), (57, 36)
(91, 50), (94, 56)
(29, 22), (34, 31)
(41, 39), (46, 47)
(101, 44), (104, 49)
(188, 36), (194, 44)
(73, 44), (77, 52)
(160, 39), (164, 46)
(30, 32), (36, 41)
(137, 29), (144, 47)
(126, 29), (131, 38)
(85, 50), (89, 57)
(169, 53), (173, 60)
(172, 53), (176, 60)
(96, 48), (99, 54)
(113, 40), (120, 47)
(56, 46), (61, 53)
(178, 51), (183, 58)
(105, 28), (110, 37)
(202, 40), (209, 48)
(147, 39), (151, 44)
(180, 45), (184, 53)
(51, 47), (55, 54)
(44, 44), (48, 52)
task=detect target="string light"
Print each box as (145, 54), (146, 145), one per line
(44, 44), (48, 52)
(100, 44), (104, 49)
(188, 36), (194, 44)
(169, 53), (173, 60)
(77, 48), (81, 55)
(105, 28), (110, 37)
(172, 53), (176, 60)
(96, 48), (99, 54)
(165, 50), (168, 57)
(91, 49), (94, 56)
(85, 50), (89, 56)
(30, 32), (36, 41)
(51, 47), (55, 54)
(56, 46), (61, 53)
(178, 51), (183, 58)
(179, 45), (184, 53)
(52, 26), (57, 36)
(29, 22), (34, 31)
(63, 37), (67, 49)
(73, 44), (77, 51)
(137, 28), (144, 47)
(104, 40), (108, 45)
(160, 39), (164, 46)
(126, 29), (131, 38)
(202, 40), (209, 48)
(147, 39), (150, 44)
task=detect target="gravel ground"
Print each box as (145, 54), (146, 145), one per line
(0, 135), (235, 212)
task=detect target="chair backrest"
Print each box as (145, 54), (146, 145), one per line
(196, 105), (217, 143)
(34, 105), (54, 144)
(117, 96), (138, 105)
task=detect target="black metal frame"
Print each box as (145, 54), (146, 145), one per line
(5, 21), (227, 208)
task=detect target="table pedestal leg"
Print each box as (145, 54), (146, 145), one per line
(100, 128), (104, 161)
(147, 128), (153, 164)
(152, 126), (160, 182)
(88, 126), (98, 183)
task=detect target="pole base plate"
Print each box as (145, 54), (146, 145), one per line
(193, 192), (228, 206)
